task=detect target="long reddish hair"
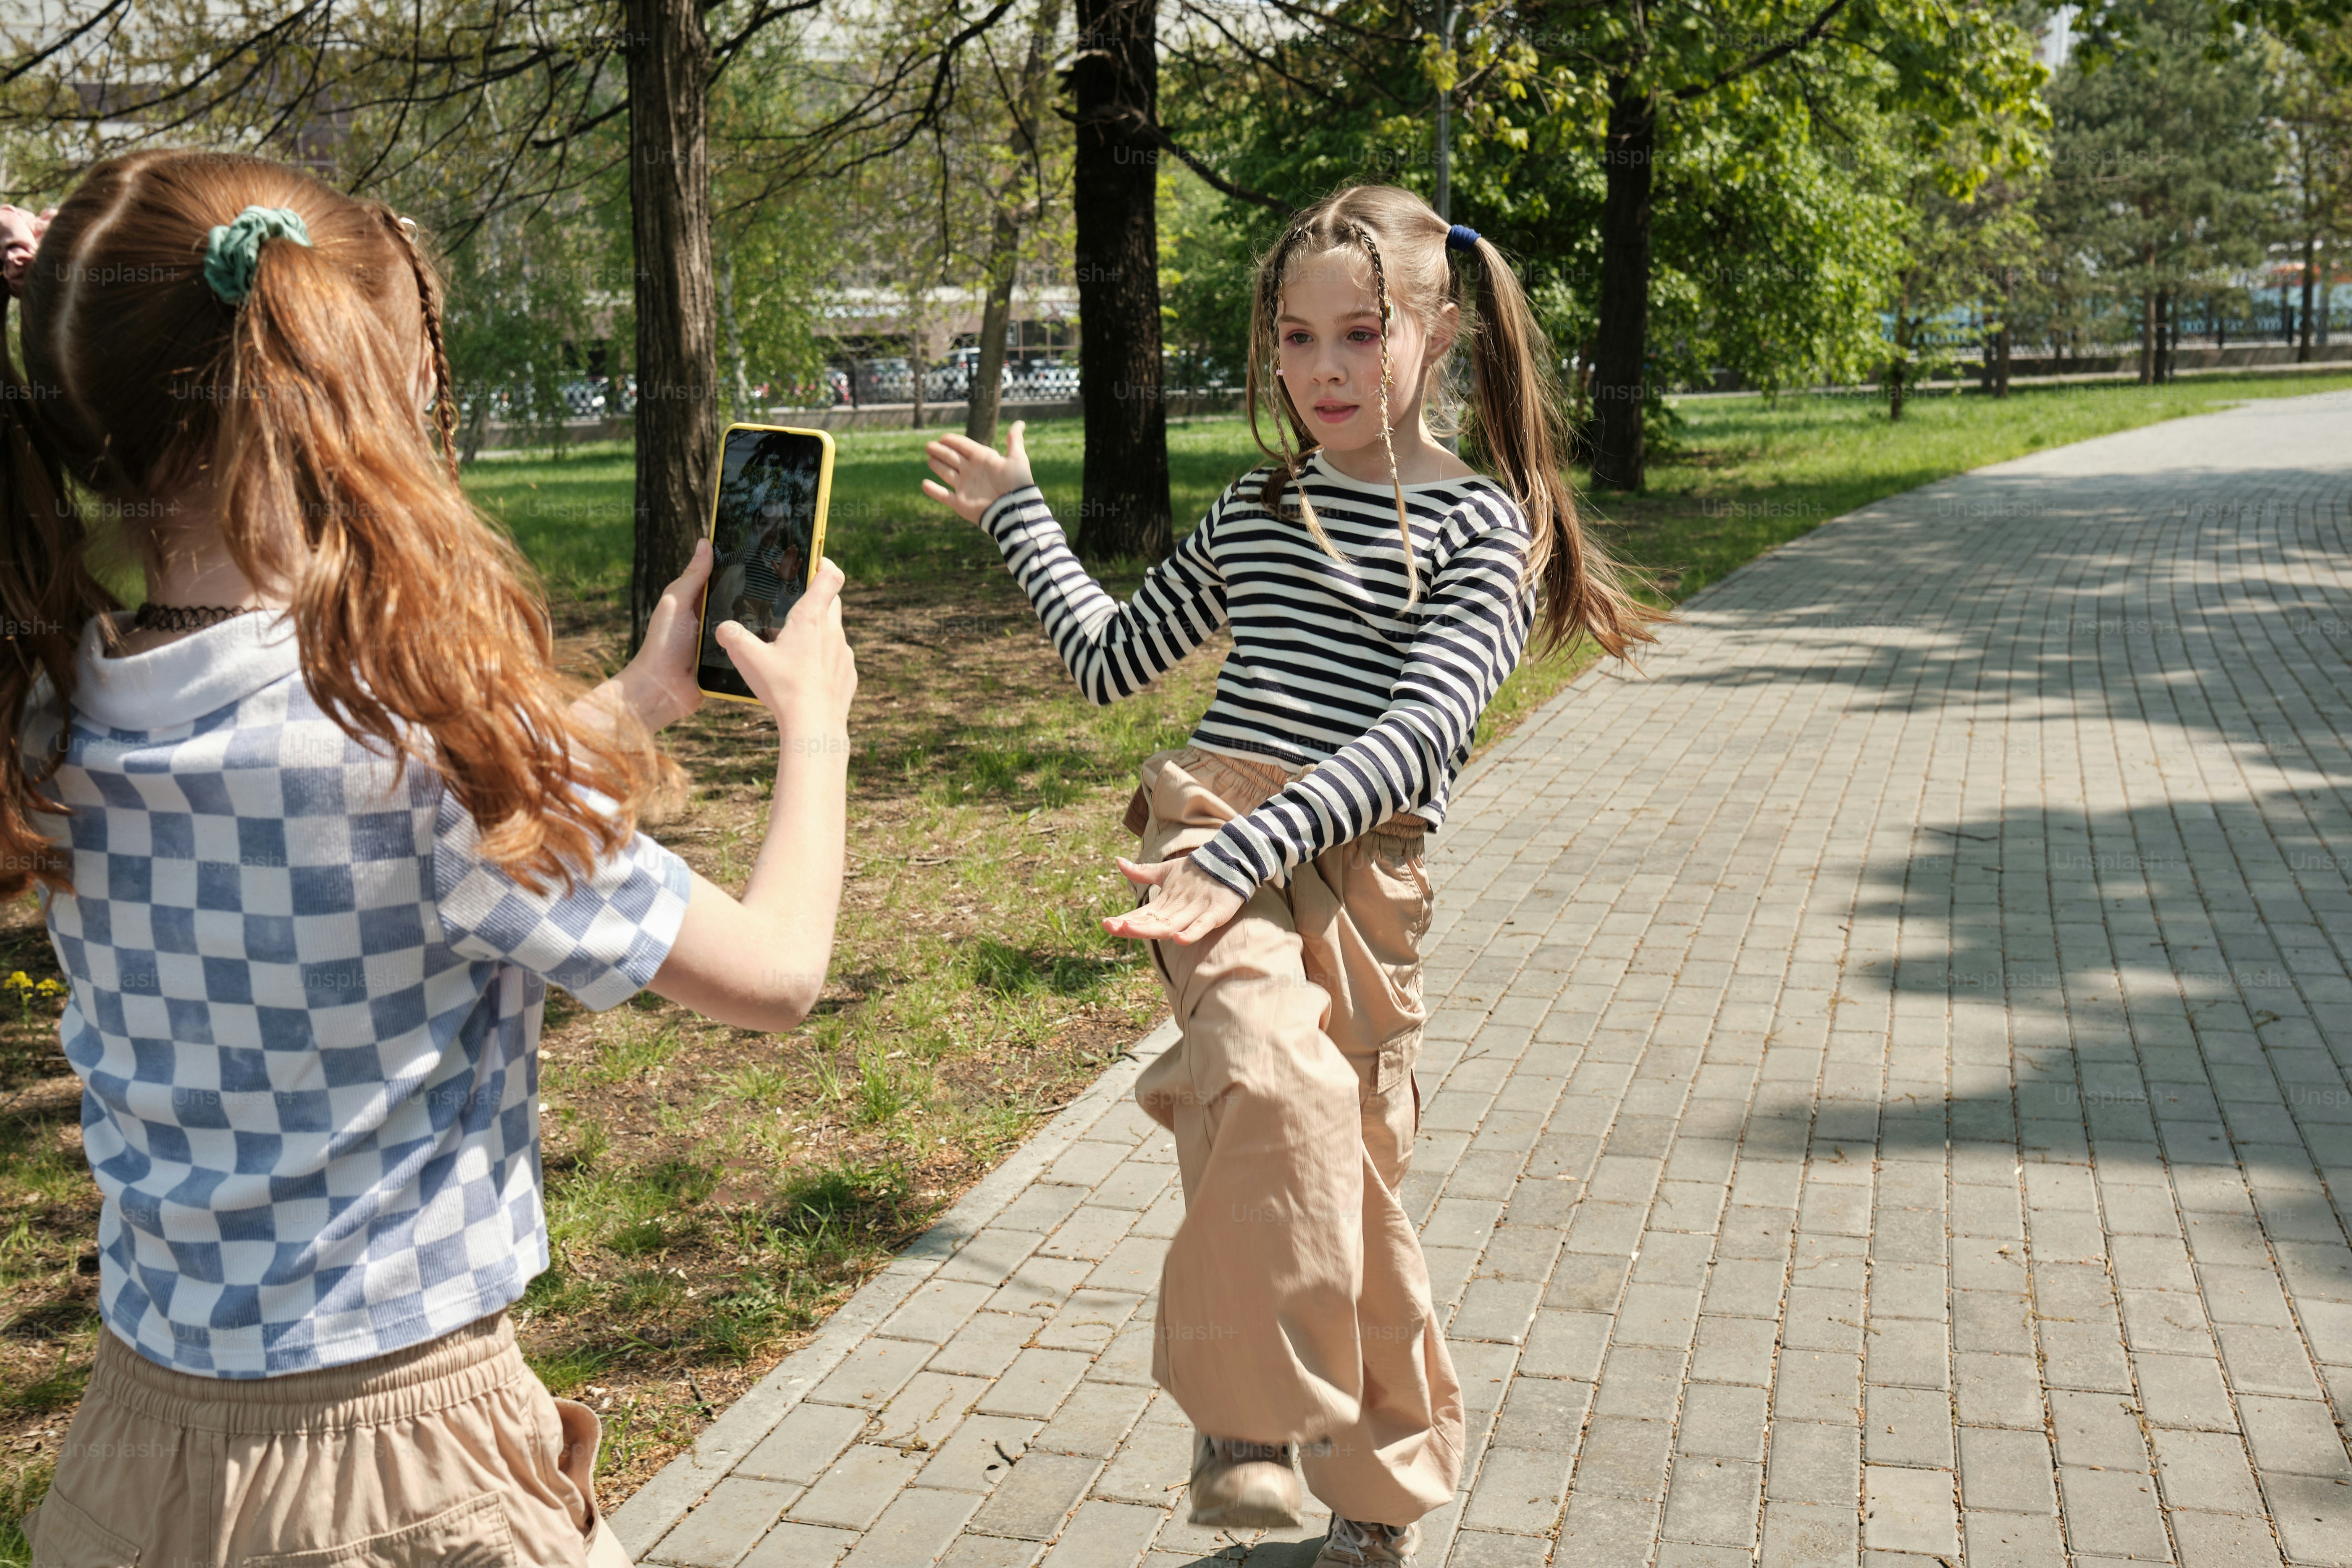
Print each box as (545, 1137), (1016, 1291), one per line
(0, 148), (671, 897)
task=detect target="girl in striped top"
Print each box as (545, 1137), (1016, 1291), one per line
(923, 184), (1660, 1567)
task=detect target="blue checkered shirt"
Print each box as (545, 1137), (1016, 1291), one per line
(27, 613), (693, 1377)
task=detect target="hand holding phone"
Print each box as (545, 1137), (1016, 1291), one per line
(716, 557), (858, 736)
(699, 424), (836, 704)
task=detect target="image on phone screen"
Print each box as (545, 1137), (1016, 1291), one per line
(699, 428), (825, 701)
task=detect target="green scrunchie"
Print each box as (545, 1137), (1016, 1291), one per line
(202, 205), (312, 305)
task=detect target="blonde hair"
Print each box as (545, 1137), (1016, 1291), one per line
(0, 148), (674, 898)
(1245, 184), (1664, 658)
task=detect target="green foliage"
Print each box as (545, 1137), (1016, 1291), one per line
(1160, 0), (2047, 401)
(2032, 0), (2277, 355)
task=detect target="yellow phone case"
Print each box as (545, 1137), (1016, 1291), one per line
(697, 422), (835, 706)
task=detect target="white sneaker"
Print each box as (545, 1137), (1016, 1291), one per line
(1186, 1434), (1302, 1529)
(1314, 1516), (1421, 1566)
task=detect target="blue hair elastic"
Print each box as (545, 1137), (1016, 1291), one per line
(203, 205), (312, 306)
(1446, 223), (1481, 252)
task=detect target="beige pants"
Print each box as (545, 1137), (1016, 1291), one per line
(28, 1312), (631, 1568)
(1129, 746), (1464, 1527)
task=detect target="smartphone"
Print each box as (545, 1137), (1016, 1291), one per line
(697, 423), (835, 705)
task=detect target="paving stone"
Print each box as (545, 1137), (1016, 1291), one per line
(1865, 1384), (1955, 1469)
(937, 1533), (1044, 1567)
(1773, 1350), (1863, 1425)
(1035, 1499), (1162, 1566)
(929, 1312), (1040, 1379)
(1960, 1426), (2059, 1516)
(1689, 1314), (1778, 1387)
(811, 1338), (938, 1411)
(738, 1401), (872, 1485)
(1520, 1309), (1610, 1380)
(738, 1520), (860, 1568)
(1557, 1492), (1664, 1568)
(2134, 1353), (2239, 1431)
(1680, 1382), (1769, 1462)
(2150, 1428), (2265, 1517)
(976, 1350), (1094, 1421)
(656, 1479), (803, 1567)
(2236, 1394), (2352, 1478)
(1767, 1421), (1860, 1508)
(1864, 1465), (1958, 1557)
(1030, 1381), (1151, 1460)
(1964, 1510), (2069, 1568)
(839, 1487), (983, 1568)
(1489, 1372), (1593, 1453)
(1034, 1288), (1144, 1354)
(1663, 1455), (1763, 1548)
(968, 1452), (1100, 1541)
(2168, 1510), (2286, 1568)
(2048, 1388), (2152, 1471)
(2057, 1467), (2170, 1560)
(883, 1280), (1000, 1346)
(2265, 1471), (2352, 1565)
(1762, 1500), (1858, 1568)
(1462, 1443), (1574, 1532)
(1574, 1415), (1675, 1500)
(792, 1446), (933, 1531)
(912, 1414), (1042, 1495)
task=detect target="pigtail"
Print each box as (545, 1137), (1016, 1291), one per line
(213, 195), (674, 894)
(1455, 234), (1664, 658)
(0, 280), (113, 899)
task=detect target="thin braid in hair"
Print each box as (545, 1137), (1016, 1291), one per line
(1349, 221), (1421, 609)
(384, 211), (459, 483)
(1250, 225), (1318, 529)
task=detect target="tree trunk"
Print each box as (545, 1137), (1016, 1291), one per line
(911, 322), (927, 429)
(968, 0), (1062, 446)
(2157, 289), (2173, 383)
(1888, 281), (1912, 422)
(719, 247), (751, 418)
(1589, 79), (1656, 490)
(2138, 283), (2155, 386)
(968, 213), (1019, 444)
(1070, 0), (1171, 559)
(624, 0), (717, 650)
(2300, 235), (2318, 362)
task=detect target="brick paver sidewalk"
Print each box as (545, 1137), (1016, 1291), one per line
(610, 391), (2352, 1567)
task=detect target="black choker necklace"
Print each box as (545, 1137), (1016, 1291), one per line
(131, 604), (261, 633)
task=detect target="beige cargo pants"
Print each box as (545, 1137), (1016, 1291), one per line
(1127, 746), (1464, 1528)
(26, 1311), (630, 1567)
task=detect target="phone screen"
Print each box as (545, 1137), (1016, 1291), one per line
(698, 427), (828, 702)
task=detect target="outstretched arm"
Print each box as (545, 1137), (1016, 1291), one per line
(924, 422), (1226, 704)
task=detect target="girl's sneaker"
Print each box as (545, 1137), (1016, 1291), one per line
(1186, 1434), (1302, 1528)
(1315, 1516), (1421, 1566)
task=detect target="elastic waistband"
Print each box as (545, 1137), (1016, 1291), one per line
(1185, 746), (1429, 839)
(89, 1312), (528, 1435)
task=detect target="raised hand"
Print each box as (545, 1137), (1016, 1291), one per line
(0, 205), (51, 297)
(921, 420), (1035, 523)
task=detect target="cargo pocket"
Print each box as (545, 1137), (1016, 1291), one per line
(26, 1488), (141, 1568)
(240, 1491), (514, 1568)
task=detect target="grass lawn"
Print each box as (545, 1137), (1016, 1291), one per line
(0, 369), (2340, 1537)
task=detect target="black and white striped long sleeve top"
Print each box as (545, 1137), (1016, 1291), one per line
(980, 451), (1536, 899)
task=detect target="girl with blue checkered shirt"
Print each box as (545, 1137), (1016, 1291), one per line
(0, 152), (855, 1566)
